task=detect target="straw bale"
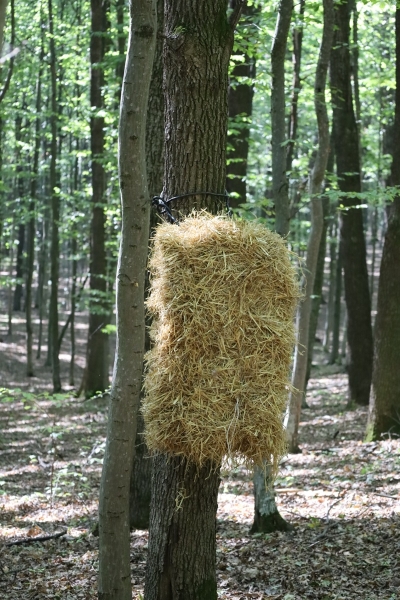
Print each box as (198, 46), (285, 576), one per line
(142, 213), (300, 472)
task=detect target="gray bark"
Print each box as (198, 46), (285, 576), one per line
(144, 2), (245, 598)
(271, 0), (293, 237)
(48, 0), (61, 393)
(129, 0), (164, 532)
(251, 0), (293, 535)
(286, 0), (334, 452)
(97, 1), (156, 598)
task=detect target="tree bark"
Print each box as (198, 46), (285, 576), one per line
(13, 223), (24, 311)
(271, 0), (293, 237)
(305, 196), (329, 384)
(84, 0), (110, 398)
(226, 1), (256, 208)
(286, 0), (305, 174)
(329, 231), (343, 364)
(13, 114), (25, 313)
(26, 39), (43, 377)
(129, 0), (164, 532)
(365, 8), (400, 441)
(250, 466), (291, 533)
(330, 0), (372, 406)
(251, 0), (293, 536)
(144, 3), (245, 599)
(97, 0), (156, 598)
(285, 0), (334, 453)
(48, 0), (61, 393)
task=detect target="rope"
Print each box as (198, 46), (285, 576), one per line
(152, 191), (232, 224)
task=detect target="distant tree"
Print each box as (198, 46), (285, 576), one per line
(226, 1), (256, 208)
(271, 0), (292, 237)
(250, 0), (292, 535)
(286, 0), (334, 452)
(366, 6), (400, 441)
(84, 0), (110, 398)
(330, 0), (373, 406)
(48, 0), (61, 393)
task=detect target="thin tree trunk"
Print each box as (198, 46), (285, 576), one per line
(365, 8), (400, 441)
(251, 0), (293, 535)
(329, 234), (343, 364)
(286, 0), (305, 173)
(13, 114), (25, 313)
(84, 0), (110, 398)
(37, 206), (49, 359)
(285, 0), (334, 453)
(97, 1), (156, 598)
(271, 0), (293, 237)
(129, 0), (164, 532)
(306, 196), (329, 384)
(369, 206), (378, 305)
(250, 465), (291, 533)
(69, 238), (77, 387)
(26, 34), (43, 377)
(323, 219), (336, 352)
(226, 1), (256, 208)
(7, 237), (14, 336)
(13, 223), (24, 311)
(144, 3), (245, 599)
(330, 0), (372, 405)
(48, 0), (61, 392)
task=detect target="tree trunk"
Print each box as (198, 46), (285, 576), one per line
(323, 219), (336, 352)
(285, 0), (334, 453)
(13, 223), (24, 311)
(251, 0), (293, 536)
(250, 466), (291, 533)
(36, 203), (49, 359)
(271, 0), (293, 237)
(329, 232), (342, 364)
(129, 0), (164, 532)
(330, 0), (372, 405)
(144, 3), (245, 599)
(84, 0), (110, 398)
(48, 0), (61, 392)
(226, 1), (256, 208)
(365, 8), (400, 441)
(286, 0), (305, 173)
(13, 114), (25, 313)
(26, 36), (43, 377)
(97, 0), (156, 598)
(305, 196), (329, 384)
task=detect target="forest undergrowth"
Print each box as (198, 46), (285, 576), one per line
(0, 317), (399, 599)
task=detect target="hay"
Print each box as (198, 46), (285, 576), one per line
(142, 213), (300, 473)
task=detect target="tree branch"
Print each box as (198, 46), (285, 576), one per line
(228, 0), (247, 33)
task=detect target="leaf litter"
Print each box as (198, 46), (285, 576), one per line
(0, 371), (399, 599)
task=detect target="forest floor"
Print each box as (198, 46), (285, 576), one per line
(0, 310), (400, 599)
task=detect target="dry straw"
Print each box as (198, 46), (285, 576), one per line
(142, 213), (300, 473)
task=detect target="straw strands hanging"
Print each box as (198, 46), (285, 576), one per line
(142, 213), (300, 473)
